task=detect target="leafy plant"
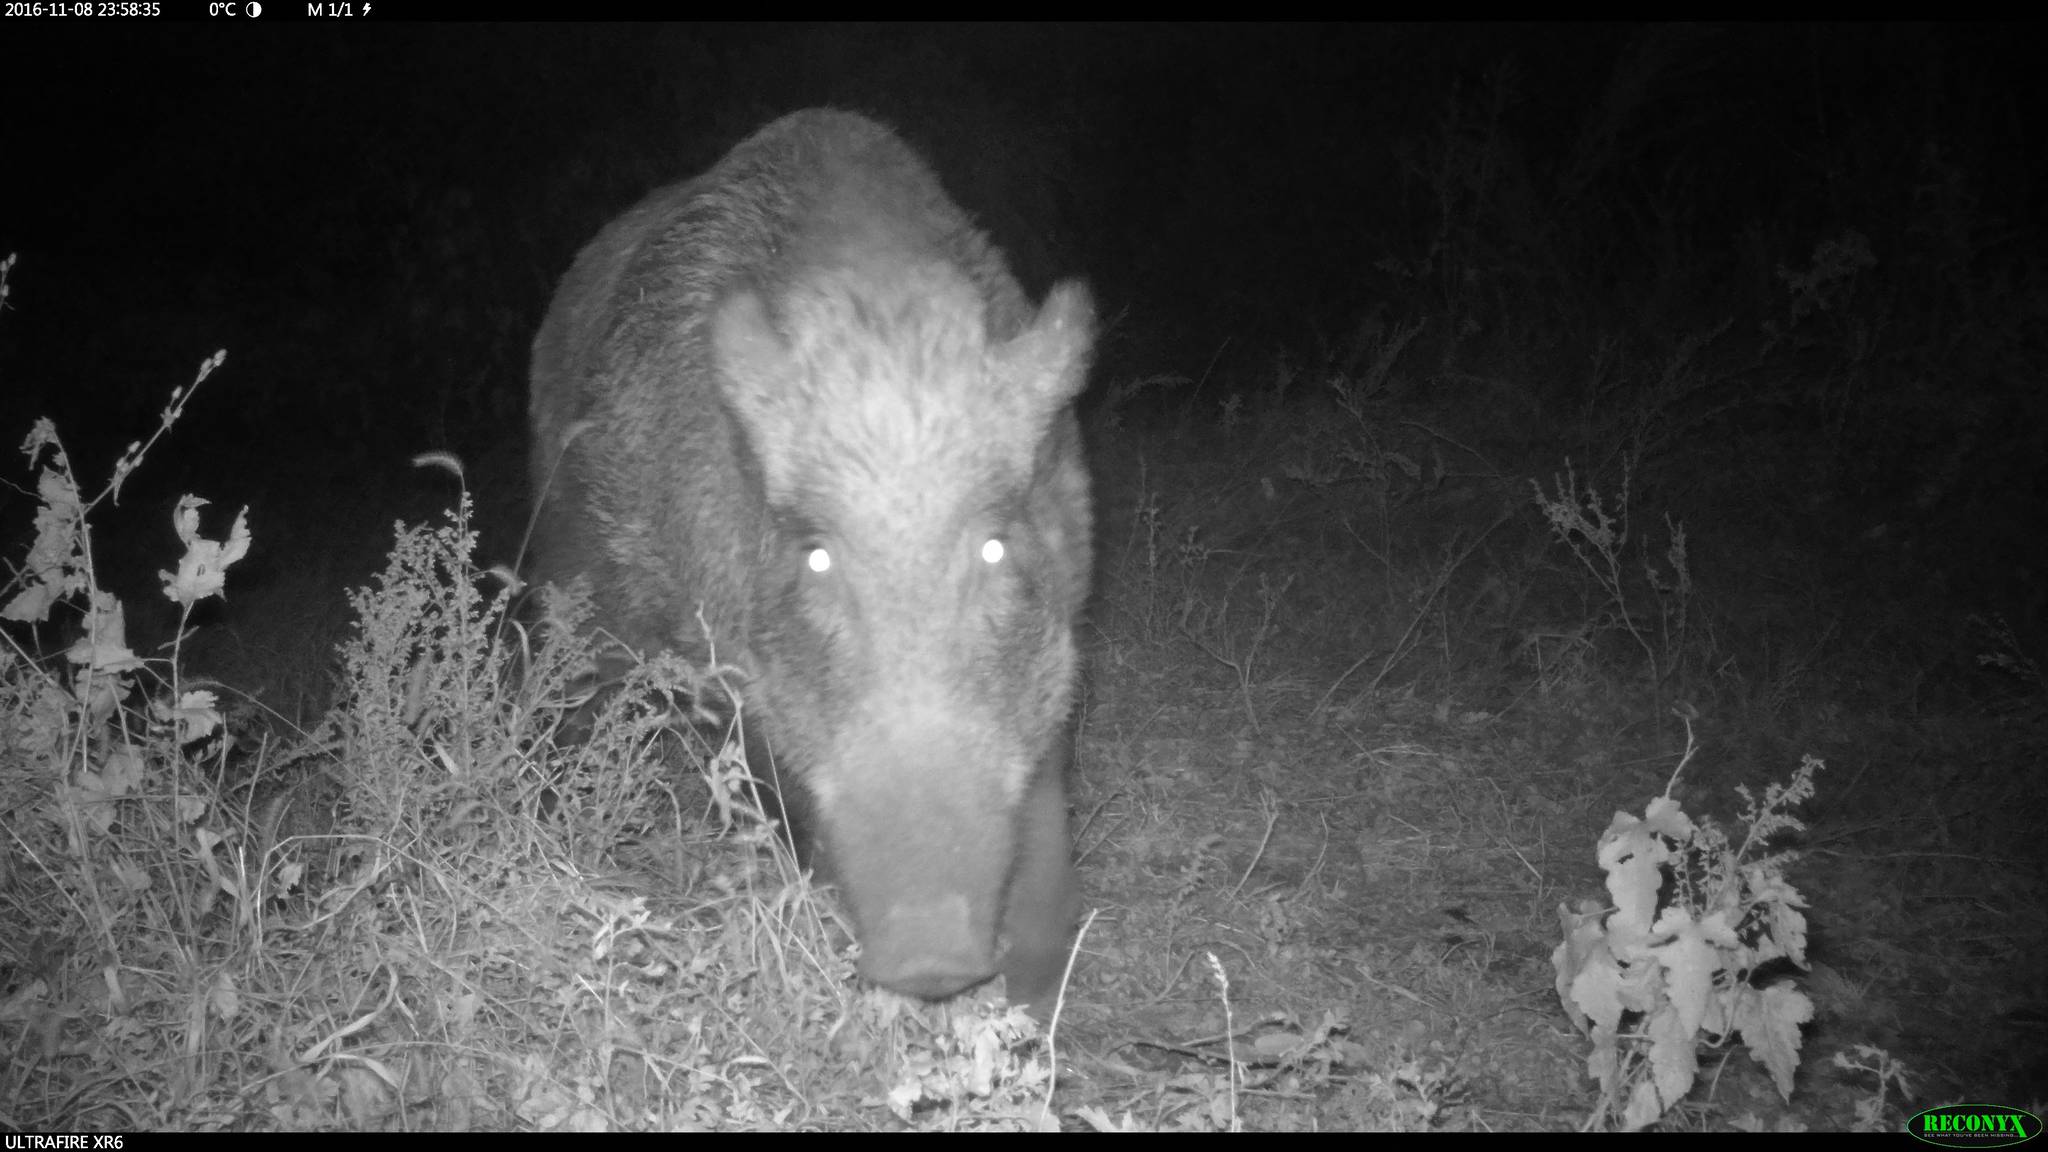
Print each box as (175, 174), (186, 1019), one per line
(1552, 721), (1819, 1131)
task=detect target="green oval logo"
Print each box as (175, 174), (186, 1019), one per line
(1909, 1104), (2040, 1148)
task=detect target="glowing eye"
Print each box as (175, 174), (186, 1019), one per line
(806, 547), (832, 574)
(980, 538), (1005, 565)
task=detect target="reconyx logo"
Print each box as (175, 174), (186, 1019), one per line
(1909, 1104), (2040, 1148)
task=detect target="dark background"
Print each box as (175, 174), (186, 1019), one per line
(7, 24), (2038, 464)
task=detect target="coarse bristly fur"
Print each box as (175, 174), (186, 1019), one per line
(528, 108), (1095, 1011)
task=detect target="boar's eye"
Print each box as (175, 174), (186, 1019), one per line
(980, 537), (1006, 565)
(805, 546), (833, 574)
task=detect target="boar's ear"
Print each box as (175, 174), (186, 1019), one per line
(713, 288), (801, 492)
(1001, 279), (1095, 412)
